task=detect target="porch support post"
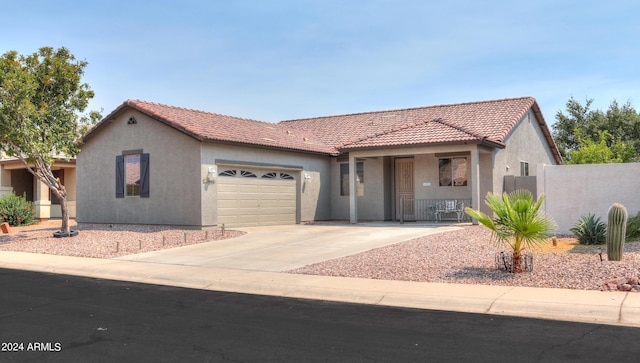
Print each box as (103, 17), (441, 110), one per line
(470, 147), (480, 225)
(34, 178), (51, 222)
(349, 154), (358, 224)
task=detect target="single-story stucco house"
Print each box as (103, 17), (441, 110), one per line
(76, 96), (562, 228)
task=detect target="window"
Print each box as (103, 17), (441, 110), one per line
(520, 161), (529, 176)
(125, 154), (141, 196)
(218, 169), (237, 177)
(116, 153), (149, 198)
(240, 170), (257, 178)
(340, 162), (364, 196)
(439, 158), (467, 187)
(224, 169), (295, 179)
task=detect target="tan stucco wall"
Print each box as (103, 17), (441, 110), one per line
(64, 168), (77, 201)
(0, 166), (10, 188)
(414, 154), (471, 200)
(77, 110), (202, 226)
(200, 143), (332, 223)
(492, 110), (558, 195)
(331, 156), (388, 220)
(538, 163), (640, 234)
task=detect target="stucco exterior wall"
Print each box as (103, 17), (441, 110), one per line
(493, 111), (558, 195)
(538, 163), (640, 234)
(77, 110), (202, 226)
(414, 154), (471, 200)
(331, 156), (388, 221)
(200, 143), (332, 223)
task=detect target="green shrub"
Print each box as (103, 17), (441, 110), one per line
(626, 211), (640, 242)
(0, 193), (36, 226)
(570, 213), (606, 245)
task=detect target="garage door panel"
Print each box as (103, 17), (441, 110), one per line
(238, 200), (259, 208)
(278, 185), (296, 193)
(217, 174), (297, 227)
(238, 215), (259, 224)
(259, 185), (279, 194)
(259, 199), (278, 208)
(217, 183), (238, 193)
(238, 184), (260, 193)
(217, 200), (239, 208)
(278, 199), (296, 208)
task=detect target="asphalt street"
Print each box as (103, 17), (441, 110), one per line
(1, 268), (639, 362)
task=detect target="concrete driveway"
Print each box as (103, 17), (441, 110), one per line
(116, 223), (462, 272)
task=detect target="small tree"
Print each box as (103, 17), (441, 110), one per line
(0, 47), (100, 235)
(465, 190), (557, 273)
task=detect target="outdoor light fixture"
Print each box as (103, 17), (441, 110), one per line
(203, 166), (217, 184)
(304, 173), (311, 181)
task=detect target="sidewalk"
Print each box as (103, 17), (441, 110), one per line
(1, 250), (639, 328)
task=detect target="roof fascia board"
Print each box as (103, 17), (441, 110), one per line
(215, 159), (303, 171)
(204, 138), (337, 157)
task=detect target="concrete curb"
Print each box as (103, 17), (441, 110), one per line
(0, 251), (638, 328)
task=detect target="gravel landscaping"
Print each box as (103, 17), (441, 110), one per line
(288, 225), (640, 291)
(2, 221), (639, 291)
(0, 221), (245, 259)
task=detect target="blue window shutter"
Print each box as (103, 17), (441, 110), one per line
(116, 155), (124, 198)
(140, 153), (150, 198)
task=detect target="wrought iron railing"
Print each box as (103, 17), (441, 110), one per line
(398, 198), (472, 223)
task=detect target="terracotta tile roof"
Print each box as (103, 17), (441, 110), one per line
(86, 100), (338, 155)
(336, 118), (497, 149)
(86, 97), (561, 163)
(280, 97), (561, 162)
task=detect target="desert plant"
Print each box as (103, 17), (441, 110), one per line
(464, 190), (557, 273)
(570, 214), (606, 245)
(607, 203), (627, 261)
(625, 211), (640, 242)
(0, 193), (36, 226)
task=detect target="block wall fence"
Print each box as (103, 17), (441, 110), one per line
(536, 163), (640, 234)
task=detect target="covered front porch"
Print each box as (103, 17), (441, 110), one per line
(340, 144), (495, 224)
(0, 158), (77, 221)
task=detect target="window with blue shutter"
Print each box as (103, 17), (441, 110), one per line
(140, 153), (150, 198)
(116, 155), (124, 198)
(116, 153), (149, 198)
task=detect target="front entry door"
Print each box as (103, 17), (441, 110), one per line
(395, 158), (415, 220)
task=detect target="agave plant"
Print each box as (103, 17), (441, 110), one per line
(465, 190), (557, 273)
(570, 213), (606, 245)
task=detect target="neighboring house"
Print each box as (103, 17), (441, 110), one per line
(76, 97), (561, 228)
(0, 155), (77, 221)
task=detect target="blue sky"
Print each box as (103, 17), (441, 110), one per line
(2, 1), (639, 126)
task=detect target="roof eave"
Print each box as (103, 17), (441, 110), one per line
(338, 139), (505, 152)
(82, 100), (206, 144)
(203, 138), (339, 157)
(529, 102), (563, 164)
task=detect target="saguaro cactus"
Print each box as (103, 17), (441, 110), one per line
(607, 203), (628, 261)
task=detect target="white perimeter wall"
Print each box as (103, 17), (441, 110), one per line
(537, 163), (640, 234)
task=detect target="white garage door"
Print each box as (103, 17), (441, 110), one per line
(217, 169), (297, 227)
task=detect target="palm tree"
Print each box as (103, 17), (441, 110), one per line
(464, 190), (557, 273)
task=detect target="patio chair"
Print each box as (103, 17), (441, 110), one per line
(435, 200), (465, 222)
